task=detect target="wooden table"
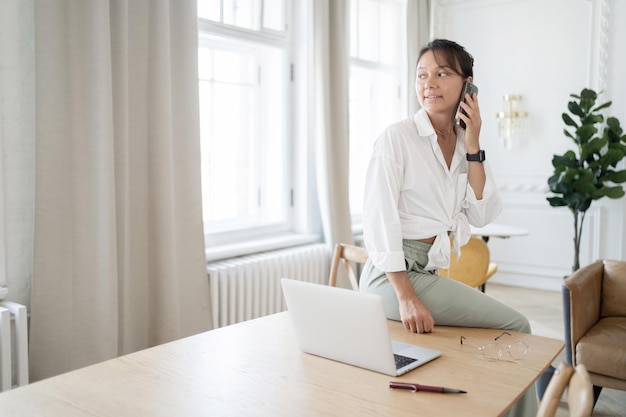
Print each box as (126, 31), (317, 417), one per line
(470, 223), (530, 291)
(0, 312), (563, 417)
(471, 223), (530, 242)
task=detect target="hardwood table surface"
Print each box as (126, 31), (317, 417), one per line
(0, 312), (563, 417)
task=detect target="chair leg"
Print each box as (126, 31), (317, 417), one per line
(535, 365), (556, 400)
(479, 283), (486, 292)
(592, 385), (603, 406)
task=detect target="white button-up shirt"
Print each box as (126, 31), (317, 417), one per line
(363, 109), (502, 272)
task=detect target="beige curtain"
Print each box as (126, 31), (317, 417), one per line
(29, 0), (211, 381)
(314, 0), (354, 271)
(407, 0), (431, 115)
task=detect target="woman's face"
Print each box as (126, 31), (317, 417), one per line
(415, 50), (468, 118)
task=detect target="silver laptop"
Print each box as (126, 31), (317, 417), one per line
(280, 278), (441, 376)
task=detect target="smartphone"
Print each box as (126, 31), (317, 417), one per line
(456, 81), (479, 129)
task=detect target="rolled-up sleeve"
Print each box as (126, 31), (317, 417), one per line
(362, 152), (407, 272)
(463, 161), (502, 227)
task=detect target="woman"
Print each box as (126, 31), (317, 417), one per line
(360, 39), (537, 417)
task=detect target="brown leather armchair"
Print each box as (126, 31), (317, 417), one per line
(562, 259), (626, 404)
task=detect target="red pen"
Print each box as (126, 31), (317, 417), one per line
(389, 381), (467, 394)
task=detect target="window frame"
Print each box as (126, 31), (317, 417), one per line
(198, 2), (321, 262)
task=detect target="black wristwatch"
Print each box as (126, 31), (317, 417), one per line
(466, 150), (485, 162)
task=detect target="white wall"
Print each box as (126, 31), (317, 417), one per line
(432, 0), (626, 290)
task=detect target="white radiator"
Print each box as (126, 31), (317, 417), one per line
(207, 244), (330, 328)
(0, 301), (28, 391)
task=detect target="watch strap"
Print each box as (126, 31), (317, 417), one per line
(466, 150), (485, 162)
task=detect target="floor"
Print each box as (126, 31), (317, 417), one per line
(487, 283), (625, 417)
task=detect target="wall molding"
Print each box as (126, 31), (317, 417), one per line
(589, 0), (610, 95)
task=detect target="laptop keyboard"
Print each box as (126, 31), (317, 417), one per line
(394, 354), (418, 369)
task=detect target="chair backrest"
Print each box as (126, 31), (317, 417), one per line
(328, 243), (368, 291)
(438, 236), (496, 289)
(536, 362), (594, 417)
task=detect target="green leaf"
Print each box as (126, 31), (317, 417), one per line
(609, 143), (626, 160)
(606, 117), (624, 140)
(573, 170), (596, 194)
(606, 116), (620, 129)
(579, 89), (597, 112)
(592, 101), (612, 112)
(562, 113), (578, 127)
(546, 196), (567, 207)
(568, 101), (584, 117)
(581, 137), (606, 160)
(580, 88), (597, 100)
(551, 153), (578, 169)
(602, 148), (624, 166)
(581, 114), (603, 125)
(563, 192), (591, 212)
(604, 170), (626, 184)
(548, 176), (565, 193)
(576, 124), (597, 143)
(595, 185), (625, 199)
(606, 128), (620, 143)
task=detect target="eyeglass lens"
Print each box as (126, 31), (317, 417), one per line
(506, 341), (527, 360)
(481, 343), (502, 361)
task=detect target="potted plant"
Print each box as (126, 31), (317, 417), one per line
(547, 88), (626, 273)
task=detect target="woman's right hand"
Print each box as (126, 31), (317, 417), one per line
(398, 295), (435, 333)
(386, 271), (435, 333)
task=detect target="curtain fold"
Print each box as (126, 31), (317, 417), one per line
(313, 0), (354, 274)
(407, 0), (431, 116)
(29, 0), (211, 381)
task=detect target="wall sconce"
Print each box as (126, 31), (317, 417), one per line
(496, 95), (528, 149)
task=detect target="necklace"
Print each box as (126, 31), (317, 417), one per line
(434, 126), (454, 137)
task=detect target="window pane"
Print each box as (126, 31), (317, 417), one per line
(263, 0), (286, 31)
(198, 0), (221, 21)
(349, 0), (406, 221)
(357, 0), (379, 61)
(379, 2), (400, 65)
(349, 67), (401, 218)
(223, 0), (261, 30)
(199, 39), (288, 234)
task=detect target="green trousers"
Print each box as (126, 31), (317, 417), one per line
(360, 239), (538, 417)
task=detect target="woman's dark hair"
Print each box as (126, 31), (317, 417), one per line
(417, 39), (474, 78)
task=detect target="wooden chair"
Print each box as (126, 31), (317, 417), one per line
(328, 243), (368, 291)
(438, 236), (497, 292)
(536, 362), (594, 417)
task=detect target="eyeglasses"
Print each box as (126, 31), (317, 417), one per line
(460, 331), (529, 361)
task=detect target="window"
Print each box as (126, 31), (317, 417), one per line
(197, 0), (407, 257)
(198, 1), (295, 253)
(348, 0), (407, 225)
